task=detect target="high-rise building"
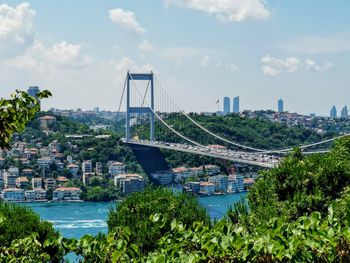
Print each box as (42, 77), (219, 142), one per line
(27, 86), (40, 107)
(341, 106), (348, 119)
(223, 97), (230, 114)
(278, 98), (284, 113)
(233, 96), (240, 113)
(330, 105), (337, 119)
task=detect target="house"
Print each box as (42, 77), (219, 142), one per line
(56, 176), (69, 186)
(114, 174), (145, 196)
(44, 178), (56, 190)
(25, 189), (47, 201)
(32, 178), (43, 189)
(53, 187), (81, 201)
(38, 115), (57, 129)
(203, 165), (220, 176)
(243, 178), (255, 190)
(172, 167), (192, 182)
(37, 157), (53, 169)
(108, 161), (126, 176)
(22, 169), (34, 177)
(228, 174), (244, 193)
(199, 182), (215, 195)
(67, 163), (79, 176)
(208, 175), (228, 192)
(82, 160), (92, 174)
(1, 188), (25, 202)
(16, 176), (29, 189)
(4, 173), (17, 188)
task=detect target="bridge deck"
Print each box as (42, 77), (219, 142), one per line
(125, 141), (277, 168)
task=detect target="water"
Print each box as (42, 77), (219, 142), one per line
(22, 193), (247, 238)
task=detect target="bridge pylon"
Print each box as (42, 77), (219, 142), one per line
(126, 71), (155, 142)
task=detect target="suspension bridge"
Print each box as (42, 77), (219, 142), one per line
(117, 72), (347, 168)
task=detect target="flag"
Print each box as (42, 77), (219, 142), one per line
(215, 99), (219, 104)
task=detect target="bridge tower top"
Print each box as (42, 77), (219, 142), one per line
(126, 71), (155, 142)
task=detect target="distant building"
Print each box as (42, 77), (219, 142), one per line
(25, 189), (47, 201)
(330, 106), (337, 119)
(53, 187), (81, 201)
(44, 178), (56, 191)
(95, 162), (103, 175)
(67, 164), (79, 176)
(16, 177), (29, 189)
(233, 96), (240, 113)
(114, 174), (145, 196)
(27, 86), (40, 107)
(8, 167), (19, 176)
(278, 98), (284, 113)
(208, 175), (228, 192)
(108, 162), (126, 176)
(203, 165), (220, 176)
(38, 116), (56, 130)
(37, 157), (53, 169)
(228, 174), (244, 193)
(199, 182), (215, 195)
(82, 160), (92, 174)
(188, 182), (201, 194)
(32, 178), (42, 189)
(83, 173), (94, 185)
(172, 167), (192, 183)
(4, 173), (17, 188)
(341, 106), (348, 119)
(223, 97), (230, 114)
(56, 176), (69, 187)
(1, 188), (25, 202)
(150, 170), (173, 186)
(243, 178), (255, 190)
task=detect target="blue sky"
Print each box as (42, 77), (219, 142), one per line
(0, 0), (349, 115)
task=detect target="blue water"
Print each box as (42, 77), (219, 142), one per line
(22, 193), (247, 239)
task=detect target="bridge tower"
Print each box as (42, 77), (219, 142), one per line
(126, 71), (155, 142)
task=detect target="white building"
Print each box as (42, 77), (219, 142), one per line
(32, 178), (43, 189)
(8, 167), (19, 176)
(25, 189), (47, 201)
(108, 162), (126, 176)
(203, 165), (220, 176)
(37, 157), (53, 169)
(53, 187), (81, 201)
(114, 174), (145, 196)
(82, 160), (92, 174)
(172, 167), (192, 182)
(4, 173), (17, 189)
(1, 188), (25, 202)
(228, 174), (244, 193)
(199, 182), (215, 195)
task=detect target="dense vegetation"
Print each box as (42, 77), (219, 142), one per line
(107, 188), (210, 254)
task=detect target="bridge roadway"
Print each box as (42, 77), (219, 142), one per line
(124, 140), (281, 168)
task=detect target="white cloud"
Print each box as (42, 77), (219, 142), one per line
(138, 40), (155, 51)
(162, 46), (203, 59)
(200, 55), (210, 67)
(166, 0), (270, 22)
(261, 54), (333, 76)
(4, 41), (91, 73)
(225, 62), (238, 71)
(109, 8), (145, 36)
(0, 2), (35, 56)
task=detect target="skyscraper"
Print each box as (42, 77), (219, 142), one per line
(27, 86), (41, 107)
(341, 106), (348, 119)
(330, 105), (337, 119)
(233, 96), (240, 113)
(278, 98), (284, 113)
(223, 97), (230, 114)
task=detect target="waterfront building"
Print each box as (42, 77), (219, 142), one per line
(172, 167), (192, 183)
(208, 175), (229, 192)
(25, 189), (47, 201)
(82, 160), (93, 174)
(188, 181), (201, 194)
(108, 161), (126, 176)
(233, 96), (240, 113)
(4, 173), (17, 188)
(150, 170), (174, 186)
(16, 176), (29, 189)
(53, 187), (81, 201)
(203, 165), (220, 176)
(228, 174), (244, 193)
(67, 163), (79, 176)
(114, 174), (145, 196)
(199, 182), (215, 195)
(223, 97), (230, 114)
(44, 178), (56, 190)
(330, 106), (337, 119)
(278, 98), (284, 113)
(1, 188), (25, 202)
(32, 177), (43, 189)
(341, 106), (348, 119)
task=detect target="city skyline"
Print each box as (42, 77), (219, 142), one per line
(0, 1), (349, 115)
